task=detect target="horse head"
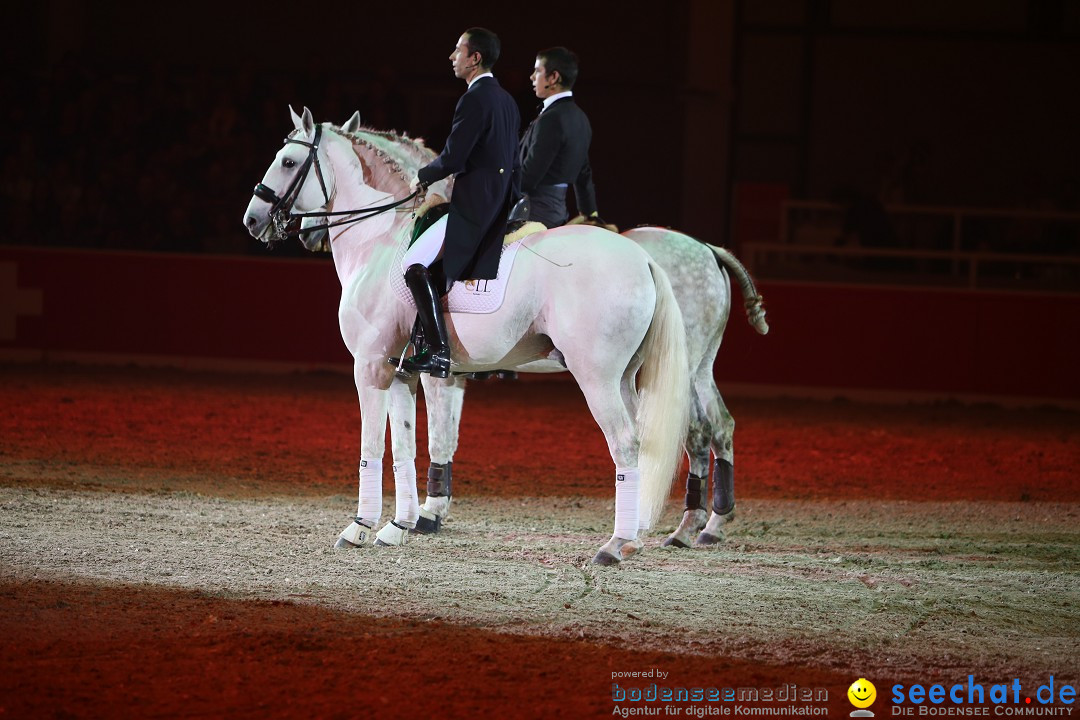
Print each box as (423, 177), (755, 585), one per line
(243, 106), (337, 251)
(296, 112), (367, 252)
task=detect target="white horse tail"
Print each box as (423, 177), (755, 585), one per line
(707, 245), (770, 335)
(637, 260), (691, 529)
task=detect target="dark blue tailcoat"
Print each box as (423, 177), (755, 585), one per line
(417, 76), (522, 281)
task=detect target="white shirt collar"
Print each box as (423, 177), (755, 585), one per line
(468, 72), (494, 88)
(542, 90), (573, 112)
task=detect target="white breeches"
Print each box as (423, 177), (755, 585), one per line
(401, 213), (448, 271)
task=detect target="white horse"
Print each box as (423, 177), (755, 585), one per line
(416, 227), (770, 548)
(282, 112), (771, 550)
(243, 107), (689, 565)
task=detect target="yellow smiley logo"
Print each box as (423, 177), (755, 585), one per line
(848, 678), (877, 708)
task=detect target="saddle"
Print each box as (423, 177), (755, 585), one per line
(410, 198), (451, 245)
(393, 197), (544, 315)
(567, 213), (620, 233)
(410, 196), (543, 247)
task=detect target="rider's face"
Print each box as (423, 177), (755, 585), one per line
(530, 59), (557, 99)
(450, 35), (480, 80)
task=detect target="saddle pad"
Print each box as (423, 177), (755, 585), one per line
(391, 236), (530, 315)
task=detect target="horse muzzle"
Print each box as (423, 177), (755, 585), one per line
(243, 188), (280, 241)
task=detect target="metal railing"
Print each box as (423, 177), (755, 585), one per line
(743, 200), (1080, 293)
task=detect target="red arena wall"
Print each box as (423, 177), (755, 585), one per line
(2, 246), (1077, 403)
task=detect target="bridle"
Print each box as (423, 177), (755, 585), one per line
(252, 124), (422, 244)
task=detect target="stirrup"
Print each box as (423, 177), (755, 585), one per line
(388, 345), (414, 378)
(400, 347), (451, 378)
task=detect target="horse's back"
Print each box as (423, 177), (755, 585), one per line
(528, 223), (650, 261)
(621, 227), (732, 365)
(526, 224), (656, 277)
(510, 225), (660, 362)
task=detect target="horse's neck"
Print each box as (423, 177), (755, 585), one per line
(323, 135), (402, 287)
(320, 132), (416, 351)
(353, 130), (428, 182)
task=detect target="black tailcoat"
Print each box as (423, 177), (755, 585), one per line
(519, 96), (597, 226)
(417, 76), (521, 281)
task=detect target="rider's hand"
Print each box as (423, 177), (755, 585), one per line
(409, 176), (426, 195)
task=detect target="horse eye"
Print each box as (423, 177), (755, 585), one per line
(283, 158), (296, 169)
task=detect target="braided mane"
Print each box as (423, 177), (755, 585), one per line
(333, 125), (440, 197)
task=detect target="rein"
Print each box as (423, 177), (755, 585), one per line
(253, 124), (421, 243)
(287, 192), (421, 238)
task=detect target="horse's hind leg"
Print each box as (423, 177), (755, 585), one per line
(695, 383), (737, 547)
(574, 374), (645, 566)
(414, 373), (466, 534)
(662, 390), (711, 548)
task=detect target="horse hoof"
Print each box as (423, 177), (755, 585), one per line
(374, 520), (410, 547)
(593, 536), (642, 565)
(694, 531), (724, 547)
(661, 508), (707, 549)
(411, 509), (442, 535)
(591, 550), (621, 566)
(335, 519), (375, 548)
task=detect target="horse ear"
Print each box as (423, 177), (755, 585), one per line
(301, 107), (315, 135)
(289, 105), (303, 130)
(343, 111), (361, 134)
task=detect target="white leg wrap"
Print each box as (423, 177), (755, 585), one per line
(613, 466), (641, 541)
(638, 496), (653, 533)
(392, 459), (420, 527)
(357, 458), (383, 526)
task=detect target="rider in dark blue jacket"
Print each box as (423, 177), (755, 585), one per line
(399, 27), (522, 378)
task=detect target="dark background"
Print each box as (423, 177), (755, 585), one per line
(3, 0), (1078, 257)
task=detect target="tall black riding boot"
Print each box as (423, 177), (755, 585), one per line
(400, 264), (451, 378)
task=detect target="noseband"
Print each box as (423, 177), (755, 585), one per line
(253, 124), (422, 244)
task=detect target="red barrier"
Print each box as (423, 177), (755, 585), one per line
(3, 246), (1078, 401)
(0, 246), (348, 367)
(719, 282), (1080, 401)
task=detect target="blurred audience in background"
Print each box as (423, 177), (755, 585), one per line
(0, 56), (443, 256)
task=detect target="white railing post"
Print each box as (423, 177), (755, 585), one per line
(772, 200), (1080, 292)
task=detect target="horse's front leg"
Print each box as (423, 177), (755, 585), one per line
(371, 377), (422, 547)
(413, 373), (467, 534)
(335, 376), (392, 549)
